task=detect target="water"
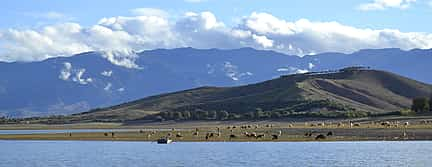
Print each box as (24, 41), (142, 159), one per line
(0, 140), (430, 167)
(0, 129), (175, 135)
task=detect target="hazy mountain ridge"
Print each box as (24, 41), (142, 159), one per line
(0, 47), (431, 117)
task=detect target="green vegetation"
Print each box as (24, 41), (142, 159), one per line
(412, 97), (430, 112)
(430, 95), (432, 112)
(398, 109), (415, 116)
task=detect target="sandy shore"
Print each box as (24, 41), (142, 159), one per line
(1, 121), (431, 142)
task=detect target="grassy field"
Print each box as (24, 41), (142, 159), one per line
(1, 118), (432, 142)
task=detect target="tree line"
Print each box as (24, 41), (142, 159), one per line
(151, 107), (371, 121)
(412, 96), (432, 113)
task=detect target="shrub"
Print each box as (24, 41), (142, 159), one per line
(412, 97), (430, 112)
(399, 109), (415, 116)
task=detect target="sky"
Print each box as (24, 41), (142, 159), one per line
(1, 0), (432, 62)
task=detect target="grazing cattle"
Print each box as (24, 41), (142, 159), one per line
(256, 134), (265, 139)
(244, 132), (257, 138)
(304, 132), (312, 137)
(326, 131), (333, 136)
(288, 124), (293, 128)
(317, 122), (325, 126)
(337, 122), (344, 127)
(104, 133), (108, 137)
(176, 133), (183, 138)
(315, 134), (326, 140)
(229, 134), (237, 139)
(271, 134), (279, 140)
(139, 130), (144, 133)
(353, 123), (361, 127)
(404, 122), (409, 126)
(111, 132), (115, 137)
(193, 131), (199, 136)
(381, 121), (391, 127)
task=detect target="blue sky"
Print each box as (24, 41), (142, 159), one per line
(1, 0), (432, 62)
(2, 0), (431, 32)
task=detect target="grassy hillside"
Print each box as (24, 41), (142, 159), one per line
(75, 67), (432, 121)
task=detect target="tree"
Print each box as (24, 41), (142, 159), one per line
(217, 110), (229, 120)
(412, 97), (430, 112)
(194, 109), (208, 120)
(172, 112), (184, 120)
(182, 111), (191, 120)
(430, 95), (432, 112)
(243, 112), (255, 119)
(270, 112), (282, 118)
(208, 111), (217, 120)
(254, 108), (264, 119)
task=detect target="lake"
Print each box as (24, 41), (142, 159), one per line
(0, 140), (430, 167)
(0, 129), (178, 135)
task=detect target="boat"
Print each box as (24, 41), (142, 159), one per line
(157, 137), (173, 144)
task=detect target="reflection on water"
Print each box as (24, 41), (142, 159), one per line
(0, 129), (177, 134)
(0, 140), (430, 167)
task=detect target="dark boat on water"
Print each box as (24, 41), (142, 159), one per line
(157, 137), (173, 144)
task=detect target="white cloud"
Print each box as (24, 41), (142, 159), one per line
(130, 8), (168, 18)
(2, 10), (432, 63)
(101, 70), (113, 77)
(308, 63), (315, 69)
(58, 62), (92, 85)
(252, 34), (274, 48)
(59, 62), (72, 80)
(222, 61), (252, 81)
(358, 0), (416, 11)
(102, 50), (142, 69)
(117, 87), (125, 92)
(23, 11), (70, 20)
(277, 66), (309, 74)
(104, 83), (112, 91)
(72, 69), (93, 85)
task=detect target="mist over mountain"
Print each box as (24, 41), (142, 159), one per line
(0, 47), (431, 117)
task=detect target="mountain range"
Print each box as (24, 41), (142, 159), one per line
(1, 47), (431, 117)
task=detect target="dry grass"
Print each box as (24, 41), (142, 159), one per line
(1, 121), (432, 142)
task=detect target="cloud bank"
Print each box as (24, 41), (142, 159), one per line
(1, 9), (432, 63)
(358, 0), (416, 11)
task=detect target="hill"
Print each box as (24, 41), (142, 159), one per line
(75, 67), (432, 121)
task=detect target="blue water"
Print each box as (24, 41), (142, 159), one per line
(0, 129), (175, 134)
(0, 140), (430, 167)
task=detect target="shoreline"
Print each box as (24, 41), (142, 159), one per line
(2, 120), (432, 142)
